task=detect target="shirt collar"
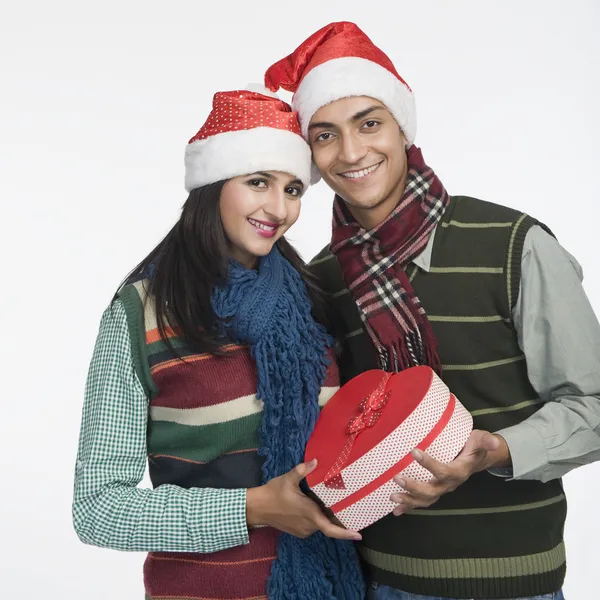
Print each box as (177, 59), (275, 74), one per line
(411, 224), (437, 272)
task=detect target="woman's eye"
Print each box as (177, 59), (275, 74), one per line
(248, 179), (268, 188)
(364, 120), (379, 129)
(285, 186), (301, 197)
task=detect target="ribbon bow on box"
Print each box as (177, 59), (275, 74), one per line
(323, 372), (392, 489)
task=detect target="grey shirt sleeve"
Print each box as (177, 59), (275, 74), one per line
(494, 225), (600, 482)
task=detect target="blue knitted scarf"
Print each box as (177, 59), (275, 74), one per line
(211, 247), (365, 600)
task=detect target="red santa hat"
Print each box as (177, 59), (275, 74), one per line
(185, 88), (312, 192)
(264, 22), (416, 145)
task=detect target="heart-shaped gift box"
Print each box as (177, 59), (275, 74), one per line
(304, 366), (473, 531)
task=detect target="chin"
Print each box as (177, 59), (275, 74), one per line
(345, 193), (385, 210)
(247, 239), (278, 258)
(334, 183), (381, 207)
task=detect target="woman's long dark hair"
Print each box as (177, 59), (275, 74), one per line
(115, 180), (334, 355)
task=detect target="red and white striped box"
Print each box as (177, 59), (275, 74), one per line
(305, 366), (473, 531)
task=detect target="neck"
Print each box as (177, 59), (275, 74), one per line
(347, 166), (408, 231)
(229, 247), (259, 270)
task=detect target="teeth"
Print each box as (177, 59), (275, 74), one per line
(341, 163), (380, 179)
(248, 218), (276, 231)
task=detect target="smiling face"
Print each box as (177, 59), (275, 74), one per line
(219, 170), (304, 269)
(308, 96), (408, 230)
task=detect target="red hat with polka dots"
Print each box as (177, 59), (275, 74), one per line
(184, 88), (312, 192)
(264, 22), (416, 145)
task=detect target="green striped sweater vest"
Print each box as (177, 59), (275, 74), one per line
(309, 196), (566, 599)
(118, 280), (340, 600)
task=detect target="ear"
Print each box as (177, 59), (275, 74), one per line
(310, 161), (322, 185)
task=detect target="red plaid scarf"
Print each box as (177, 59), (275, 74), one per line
(331, 145), (449, 374)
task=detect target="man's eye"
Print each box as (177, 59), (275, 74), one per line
(364, 120), (379, 128)
(249, 179), (267, 188)
(316, 132), (333, 142)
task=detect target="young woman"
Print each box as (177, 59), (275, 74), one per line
(72, 90), (365, 600)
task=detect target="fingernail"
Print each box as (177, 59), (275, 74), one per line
(396, 478), (406, 488)
(412, 449), (423, 461)
(307, 458), (317, 468)
(391, 495), (403, 504)
(351, 533), (362, 541)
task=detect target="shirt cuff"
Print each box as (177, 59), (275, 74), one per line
(487, 466), (514, 478)
(494, 421), (550, 481)
(193, 488), (250, 552)
(229, 488), (251, 547)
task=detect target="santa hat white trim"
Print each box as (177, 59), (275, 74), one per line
(185, 126), (312, 192)
(292, 56), (416, 145)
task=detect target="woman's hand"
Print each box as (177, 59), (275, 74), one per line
(246, 459), (362, 541)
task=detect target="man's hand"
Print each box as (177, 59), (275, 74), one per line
(246, 459), (362, 541)
(390, 430), (511, 515)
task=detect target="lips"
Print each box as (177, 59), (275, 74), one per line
(248, 217), (279, 238)
(340, 161), (383, 180)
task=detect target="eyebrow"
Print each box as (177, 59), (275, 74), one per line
(308, 120), (335, 131)
(254, 172), (304, 188)
(308, 105), (384, 131)
(351, 105), (382, 122)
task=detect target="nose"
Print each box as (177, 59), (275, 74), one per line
(339, 131), (368, 166)
(263, 186), (288, 223)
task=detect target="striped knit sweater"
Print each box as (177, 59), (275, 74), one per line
(309, 196), (566, 599)
(118, 280), (340, 600)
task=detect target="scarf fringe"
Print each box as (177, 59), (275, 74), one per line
(381, 316), (442, 376)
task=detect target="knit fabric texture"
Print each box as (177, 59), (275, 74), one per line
(117, 263), (348, 598)
(211, 247), (365, 600)
(309, 196), (566, 599)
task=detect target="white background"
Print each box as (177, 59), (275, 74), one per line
(1, 1), (599, 598)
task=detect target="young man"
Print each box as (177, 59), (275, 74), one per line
(265, 22), (600, 600)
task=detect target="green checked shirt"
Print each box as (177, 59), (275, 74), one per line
(72, 300), (250, 554)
